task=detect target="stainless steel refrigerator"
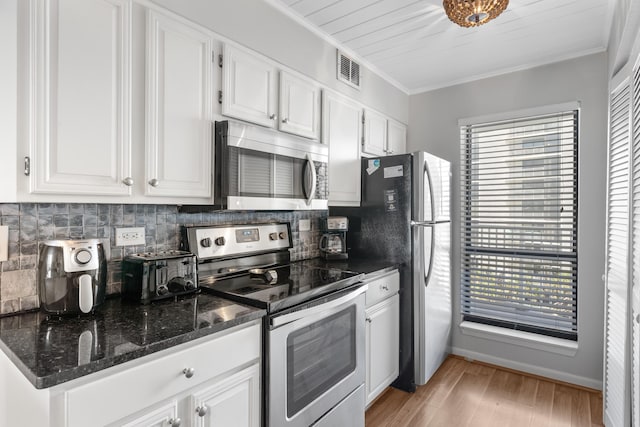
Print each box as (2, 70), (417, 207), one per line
(332, 151), (451, 391)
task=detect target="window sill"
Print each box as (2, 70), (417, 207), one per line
(459, 321), (578, 357)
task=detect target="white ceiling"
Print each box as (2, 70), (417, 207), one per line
(268, 0), (614, 94)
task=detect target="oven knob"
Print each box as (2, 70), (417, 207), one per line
(200, 238), (212, 248)
(157, 285), (169, 296)
(215, 237), (226, 246)
(269, 232), (278, 241)
(278, 232), (287, 240)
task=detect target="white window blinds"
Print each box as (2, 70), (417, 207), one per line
(460, 110), (578, 340)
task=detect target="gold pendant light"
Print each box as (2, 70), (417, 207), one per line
(443, 0), (509, 28)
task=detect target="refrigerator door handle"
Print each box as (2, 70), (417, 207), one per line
(413, 223), (435, 288)
(424, 161), (436, 223)
(423, 227), (435, 288)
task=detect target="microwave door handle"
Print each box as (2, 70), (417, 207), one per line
(304, 154), (316, 206)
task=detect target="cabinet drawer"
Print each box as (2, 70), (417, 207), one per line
(65, 322), (261, 427)
(365, 270), (399, 308)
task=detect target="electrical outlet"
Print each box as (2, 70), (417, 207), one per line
(115, 227), (145, 246)
(0, 226), (8, 262)
(299, 219), (311, 232)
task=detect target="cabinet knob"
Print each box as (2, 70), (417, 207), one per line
(148, 178), (159, 187)
(168, 418), (181, 426)
(195, 405), (209, 417)
(282, 118), (289, 123)
(366, 317), (372, 323)
(122, 177), (134, 186)
(182, 367), (195, 378)
(381, 285), (389, 291)
(269, 114), (276, 120)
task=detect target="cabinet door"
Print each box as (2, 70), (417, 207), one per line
(222, 44), (278, 128)
(278, 71), (321, 140)
(323, 91), (362, 206)
(366, 294), (399, 406)
(387, 120), (407, 156)
(27, 0), (131, 196)
(362, 109), (387, 157)
(145, 9), (213, 198)
(119, 401), (179, 427)
(190, 363), (260, 427)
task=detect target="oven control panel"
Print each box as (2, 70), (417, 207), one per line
(187, 224), (291, 260)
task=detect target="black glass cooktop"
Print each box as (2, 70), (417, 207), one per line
(199, 260), (363, 313)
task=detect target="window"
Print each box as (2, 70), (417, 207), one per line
(460, 109), (578, 341)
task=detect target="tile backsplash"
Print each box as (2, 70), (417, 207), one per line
(0, 203), (326, 316)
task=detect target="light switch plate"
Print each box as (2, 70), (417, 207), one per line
(299, 219), (311, 232)
(0, 225), (8, 262)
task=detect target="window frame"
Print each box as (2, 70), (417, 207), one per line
(459, 103), (579, 341)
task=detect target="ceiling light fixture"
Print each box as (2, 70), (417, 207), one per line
(443, 0), (509, 28)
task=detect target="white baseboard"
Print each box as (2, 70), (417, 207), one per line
(450, 346), (602, 391)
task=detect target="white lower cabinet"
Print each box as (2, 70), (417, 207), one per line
(120, 401), (180, 427)
(190, 364), (260, 427)
(365, 271), (400, 406)
(0, 321), (261, 427)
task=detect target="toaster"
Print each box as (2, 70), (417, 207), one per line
(122, 250), (198, 304)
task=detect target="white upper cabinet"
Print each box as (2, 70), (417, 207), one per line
(221, 44), (278, 129)
(221, 45), (321, 140)
(362, 108), (388, 157)
(278, 71), (321, 140)
(25, 0), (132, 196)
(145, 9), (213, 198)
(362, 109), (407, 157)
(387, 119), (407, 156)
(323, 91), (362, 206)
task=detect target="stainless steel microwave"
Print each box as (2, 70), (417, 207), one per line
(209, 120), (329, 211)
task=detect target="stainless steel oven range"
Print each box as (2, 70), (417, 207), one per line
(186, 223), (366, 427)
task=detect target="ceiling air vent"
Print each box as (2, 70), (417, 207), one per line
(337, 50), (361, 90)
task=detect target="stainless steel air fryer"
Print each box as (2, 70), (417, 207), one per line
(38, 239), (107, 315)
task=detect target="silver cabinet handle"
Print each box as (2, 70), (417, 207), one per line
(122, 177), (134, 186)
(282, 118), (289, 123)
(366, 317), (372, 323)
(183, 367), (195, 378)
(168, 418), (181, 427)
(196, 405), (208, 417)
(381, 285), (389, 291)
(148, 178), (159, 187)
(636, 313), (640, 324)
(269, 114), (276, 120)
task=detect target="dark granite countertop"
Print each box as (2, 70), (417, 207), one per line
(0, 293), (265, 389)
(301, 257), (399, 279)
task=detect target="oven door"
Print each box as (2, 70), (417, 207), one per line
(267, 285), (366, 427)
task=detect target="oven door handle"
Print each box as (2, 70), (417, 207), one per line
(270, 285), (367, 328)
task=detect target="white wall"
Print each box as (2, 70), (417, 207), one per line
(408, 52), (608, 389)
(149, 0), (409, 124)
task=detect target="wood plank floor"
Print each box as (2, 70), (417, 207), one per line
(365, 356), (603, 427)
